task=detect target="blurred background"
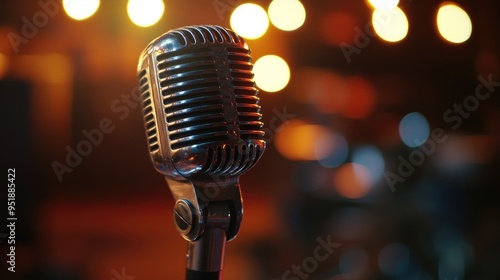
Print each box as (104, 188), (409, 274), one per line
(1, 0), (499, 279)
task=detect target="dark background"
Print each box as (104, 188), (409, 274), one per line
(0, 0), (499, 279)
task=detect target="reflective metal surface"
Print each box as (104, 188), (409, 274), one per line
(137, 25), (266, 275)
(137, 25), (266, 181)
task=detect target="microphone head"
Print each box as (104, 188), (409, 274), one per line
(137, 25), (266, 181)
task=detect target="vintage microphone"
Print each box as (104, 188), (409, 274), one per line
(137, 25), (266, 279)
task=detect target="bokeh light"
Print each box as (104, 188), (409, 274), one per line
(275, 120), (332, 161)
(63, 0), (100, 20)
(372, 7), (409, 42)
(436, 3), (472, 44)
(230, 3), (269, 39)
(333, 163), (372, 199)
(298, 71), (376, 118)
(268, 0), (306, 31)
(254, 55), (290, 92)
(127, 0), (165, 27)
(352, 145), (385, 183)
(399, 112), (430, 147)
(367, 0), (400, 10)
(318, 132), (349, 168)
(379, 243), (411, 275)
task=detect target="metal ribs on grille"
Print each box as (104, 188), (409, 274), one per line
(202, 144), (263, 175)
(169, 25), (241, 46)
(138, 69), (159, 152)
(156, 27), (264, 150)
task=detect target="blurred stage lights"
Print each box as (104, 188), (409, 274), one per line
(63, 0), (100, 20)
(436, 3), (472, 44)
(399, 112), (430, 148)
(367, 0), (400, 10)
(318, 132), (348, 168)
(333, 163), (372, 199)
(301, 72), (376, 119)
(275, 120), (332, 161)
(352, 145), (385, 183)
(268, 0), (306, 31)
(254, 55), (290, 92)
(372, 7), (409, 42)
(230, 3), (269, 39)
(127, 0), (165, 27)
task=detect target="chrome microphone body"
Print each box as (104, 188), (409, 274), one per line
(137, 25), (265, 279)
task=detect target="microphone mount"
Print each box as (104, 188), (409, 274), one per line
(167, 177), (243, 274)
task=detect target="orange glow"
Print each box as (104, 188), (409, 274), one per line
(0, 53), (8, 78)
(310, 72), (348, 114)
(303, 72), (376, 119)
(320, 12), (358, 45)
(275, 120), (332, 161)
(333, 163), (372, 199)
(345, 76), (376, 119)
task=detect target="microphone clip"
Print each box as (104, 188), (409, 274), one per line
(166, 177), (243, 273)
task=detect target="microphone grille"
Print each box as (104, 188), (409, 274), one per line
(169, 25), (242, 46)
(138, 25), (266, 178)
(156, 26), (264, 150)
(138, 68), (160, 153)
(201, 143), (264, 175)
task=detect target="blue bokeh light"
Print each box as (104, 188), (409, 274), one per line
(352, 144), (385, 183)
(399, 112), (430, 147)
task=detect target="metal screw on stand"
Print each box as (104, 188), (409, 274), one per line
(174, 200), (194, 234)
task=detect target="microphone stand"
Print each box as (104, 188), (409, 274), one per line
(166, 178), (243, 280)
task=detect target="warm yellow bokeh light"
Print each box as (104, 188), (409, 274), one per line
(127, 0), (165, 27)
(63, 0), (100, 20)
(230, 3), (269, 39)
(436, 3), (472, 44)
(268, 0), (306, 31)
(275, 120), (332, 161)
(254, 55), (290, 92)
(372, 7), (409, 42)
(367, 0), (399, 10)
